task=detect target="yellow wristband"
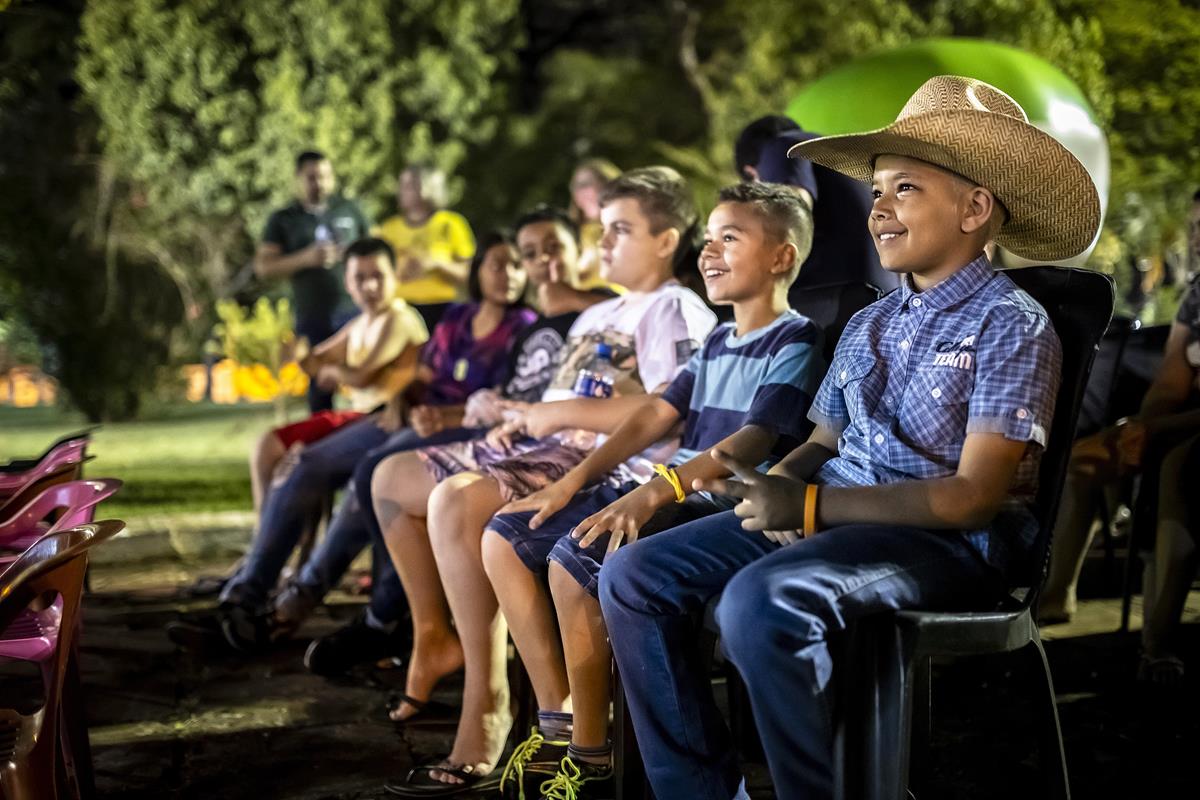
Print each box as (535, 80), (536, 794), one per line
(653, 464), (686, 504)
(804, 483), (820, 537)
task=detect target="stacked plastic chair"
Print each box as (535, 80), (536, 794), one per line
(0, 481), (123, 555)
(1, 429), (117, 799)
(0, 431), (97, 521)
(0, 520), (124, 800)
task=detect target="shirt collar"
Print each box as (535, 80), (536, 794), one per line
(899, 253), (993, 310)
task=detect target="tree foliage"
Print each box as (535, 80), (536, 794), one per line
(76, 0), (521, 305)
(1081, 0), (1200, 262)
(0, 0), (181, 421)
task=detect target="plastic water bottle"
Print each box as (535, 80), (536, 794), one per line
(573, 343), (615, 398)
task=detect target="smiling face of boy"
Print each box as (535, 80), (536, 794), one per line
(870, 154), (999, 289)
(700, 202), (793, 305)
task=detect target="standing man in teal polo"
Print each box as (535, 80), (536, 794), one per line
(255, 150), (371, 412)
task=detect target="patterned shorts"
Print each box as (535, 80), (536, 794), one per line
(417, 435), (594, 503)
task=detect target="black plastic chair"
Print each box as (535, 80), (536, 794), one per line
(790, 281), (883, 364)
(1117, 420), (1200, 633)
(835, 267), (1114, 800)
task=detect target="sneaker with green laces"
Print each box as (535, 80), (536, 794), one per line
(499, 728), (570, 800)
(537, 756), (613, 800)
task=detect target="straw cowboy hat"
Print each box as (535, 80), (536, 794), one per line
(788, 74), (1100, 262)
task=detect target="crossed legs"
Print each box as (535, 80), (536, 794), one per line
(372, 452), (514, 782)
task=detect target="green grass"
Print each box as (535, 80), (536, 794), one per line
(0, 402), (289, 519)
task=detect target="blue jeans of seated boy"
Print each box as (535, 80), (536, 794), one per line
(598, 510), (1007, 800)
(290, 425), (486, 622)
(488, 482), (721, 597)
(221, 415), (390, 611)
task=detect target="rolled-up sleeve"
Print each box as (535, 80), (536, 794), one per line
(965, 296), (1062, 448)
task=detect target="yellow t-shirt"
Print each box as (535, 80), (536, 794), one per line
(374, 210), (476, 305)
(343, 299), (429, 412)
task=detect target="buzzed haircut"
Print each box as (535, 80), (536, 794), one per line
(600, 166), (697, 236)
(734, 115), (802, 177)
(513, 205), (579, 242)
(295, 150), (328, 172)
(343, 237), (396, 268)
(717, 182), (814, 267)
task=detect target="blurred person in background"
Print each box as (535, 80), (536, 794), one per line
(375, 164), (476, 330)
(568, 157), (621, 291)
(735, 115), (895, 297)
(255, 150), (371, 412)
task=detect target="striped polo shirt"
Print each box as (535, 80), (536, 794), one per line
(660, 309), (823, 467)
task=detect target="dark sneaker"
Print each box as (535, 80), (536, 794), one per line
(218, 601), (274, 653)
(270, 580), (320, 634)
(537, 756), (612, 800)
(498, 728), (570, 800)
(303, 611), (408, 677)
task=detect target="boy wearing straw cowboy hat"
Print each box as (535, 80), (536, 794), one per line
(599, 75), (1101, 799)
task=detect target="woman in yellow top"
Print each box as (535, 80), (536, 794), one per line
(568, 158), (620, 291)
(374, 164), (476, 306)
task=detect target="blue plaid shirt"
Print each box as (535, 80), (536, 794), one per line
(808, 255), (1062, 574)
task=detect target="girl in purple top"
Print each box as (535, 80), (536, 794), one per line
(405, 231), (538, 436)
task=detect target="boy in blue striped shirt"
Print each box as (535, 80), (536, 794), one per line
(482, 182), (823, 798)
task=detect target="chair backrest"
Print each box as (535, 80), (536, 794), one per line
(0, 439), (91, 495)
(0, 479), (123, 540)
(0, 520), (126, 605)
(1000, 267), (1115, 592)
(0, 427), (96, 474)
(0, 462), (85, 519)
(789, 281), (884, 363)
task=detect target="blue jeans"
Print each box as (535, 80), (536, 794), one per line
(220, 414), (390, 611)
(599, 510), (1005, 800)
(293, 425), (487, 624)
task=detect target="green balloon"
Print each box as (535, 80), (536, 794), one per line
(786, 37), (1099, 134)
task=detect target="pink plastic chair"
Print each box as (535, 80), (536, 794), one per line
(0, 438), (91, 499)
(0, 429), (96, 473)
(0, 460), (90, 526)
(0, 479), (123, 554)
(0, 520), (123, 800)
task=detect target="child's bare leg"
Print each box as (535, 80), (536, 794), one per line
(549, 561), (611, 749)
(425, 473), (513, 783)
(481, 529), (570, 712)
(250, 431), (287, 520)
(372, 452), (463, 719)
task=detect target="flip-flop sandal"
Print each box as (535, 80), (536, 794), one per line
(383, 761), (501, 797)
(386, 693), (456, 725)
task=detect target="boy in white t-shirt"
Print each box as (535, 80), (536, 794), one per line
(371, 167), (716, 794)
(248, 237), (428, 522)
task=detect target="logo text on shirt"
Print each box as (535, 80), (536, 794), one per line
(931, 335), (975, 370)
